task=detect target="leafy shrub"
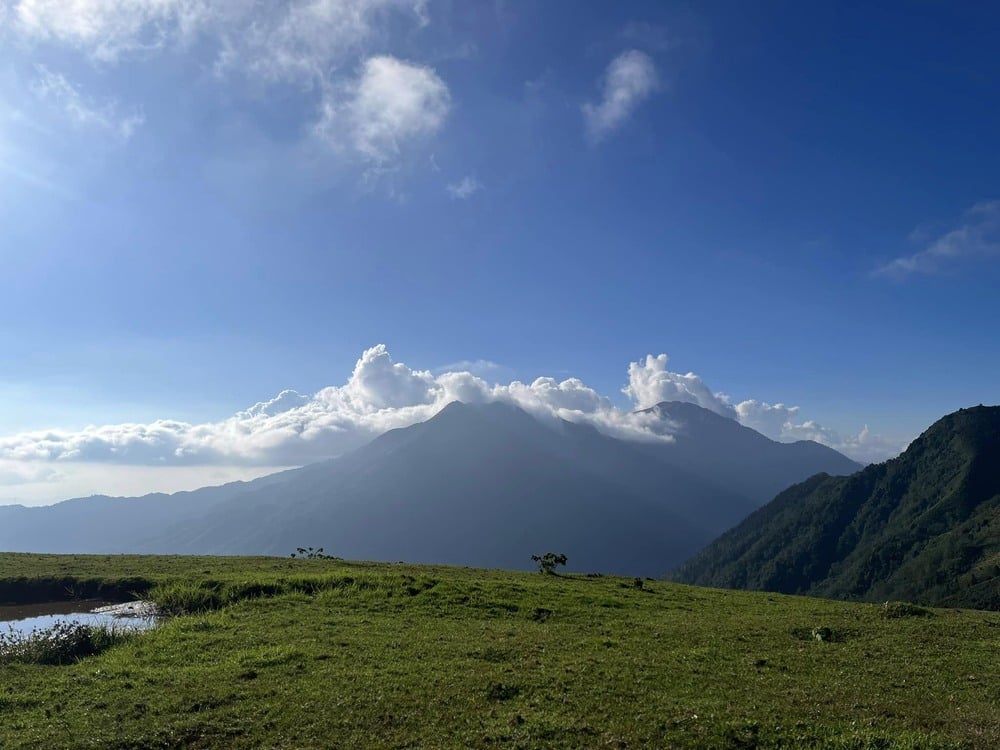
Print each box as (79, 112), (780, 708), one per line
(531, 552), (567, 574)
(0, 621), (133, 665)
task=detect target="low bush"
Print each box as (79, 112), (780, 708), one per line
(0, 621), (133, 666)
(882, 601), (934, 619)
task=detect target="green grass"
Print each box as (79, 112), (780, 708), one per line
(0, 554), (998, 749)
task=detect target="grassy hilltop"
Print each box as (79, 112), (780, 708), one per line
(0, 553), (998, 749)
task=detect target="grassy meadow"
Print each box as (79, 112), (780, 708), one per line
(0, 553), (997, 749)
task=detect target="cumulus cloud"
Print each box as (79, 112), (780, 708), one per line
(583, 49), (659, 142)
(314, 55), (450, 164)
(734, 400), (802, 438)
(875, 200), (1000, 279)
(623, 354), (736, 418)
(0, 345), (664, 469)
(433, 359), (502, 377)
(446, 176), (482, 199)
(30, 65), (144, 139)
(0, 345), (904, 477)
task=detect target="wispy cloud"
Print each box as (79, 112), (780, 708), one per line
(446, 175), (481, 199)
(9, 0), (204, 61)
(7, 1), (448, 174)
(583, 49), (659, 143)
(8, 0), (428, 75)
(213, 0), (429, 85)
(30, 65), (143, 139)
(874, 200), (1000, 279)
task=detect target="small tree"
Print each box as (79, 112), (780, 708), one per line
(290, 546), (333, 560)
(531, 552), (567, 575)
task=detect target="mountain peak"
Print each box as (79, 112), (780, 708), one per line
(643, 400), (739, 423)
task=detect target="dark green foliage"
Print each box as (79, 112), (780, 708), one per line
(531, 552), (567, 574)
(290, 546), (335, 559)
(485, 682), (520, 701)
(672, 406), (1000, 610)
(881, 602), (933, 619)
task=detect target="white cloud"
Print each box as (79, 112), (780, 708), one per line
(875, 200), (1000, 278)
(238, 389), (311, 419)
(313, 55), (450, 164)
(340, 342), (439, 409)
(0, 345), (667, 470)
(734, 400), (801, 438)
(446, 175), (482, 199)
(10, 0), (210, 62)
(622, 354), (737, 418)
(735, 400), (902, 464)
(0, 345), (906, 503)
(433, 359), (502, 377)
(214, 0), (427, 84)
(583, 49), (659, 142)
(30, 65), (144, 139)
(7, 1), (448, 170)
(8, 0), (424, 70)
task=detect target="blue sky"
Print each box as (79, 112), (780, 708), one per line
(1, 1), (998, 504)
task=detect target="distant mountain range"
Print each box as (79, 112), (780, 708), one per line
(0, 400), (860, 575)
(671, 405), (1000, 610)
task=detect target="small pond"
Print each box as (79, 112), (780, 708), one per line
(0, 600), (160, 637)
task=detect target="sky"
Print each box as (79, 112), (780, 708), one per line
(1, 1), (998, 505)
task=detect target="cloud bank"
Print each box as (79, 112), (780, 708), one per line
(0, 345), (902, 481)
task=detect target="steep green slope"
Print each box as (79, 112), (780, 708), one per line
(1, 553), (998, 749)
(672, 405), (1000, 610)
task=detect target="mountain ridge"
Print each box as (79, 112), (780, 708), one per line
(0, 400), (863, 576)
(670, 405), (1000, 610)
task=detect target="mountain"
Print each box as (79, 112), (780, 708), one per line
(0, 472), (293, 553)
(633, 401), (862, 501)
(671, 405), (1000, 610)
(0, 401), (862, 576)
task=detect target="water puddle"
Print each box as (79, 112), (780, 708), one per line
(0, 600), (160, 637)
